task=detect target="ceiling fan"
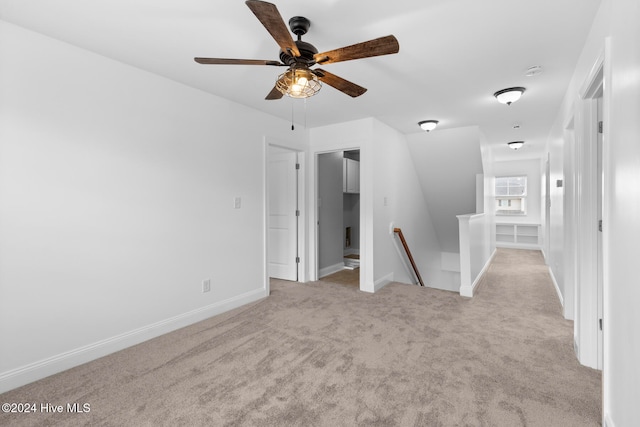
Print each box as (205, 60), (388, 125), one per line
(194, 0), (400, 100)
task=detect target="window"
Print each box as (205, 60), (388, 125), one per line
(495, 176), (527, 215)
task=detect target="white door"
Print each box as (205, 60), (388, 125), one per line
(268, 150), (298, 281)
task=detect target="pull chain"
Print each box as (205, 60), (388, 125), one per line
(291, 101), (295, 131)
(304, 98), (307, 129)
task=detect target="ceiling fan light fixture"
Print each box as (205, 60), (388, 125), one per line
(508, 141), (525, 150)
(494, 87), (526, 105)
(276, 67), (321, 99)
(418, 120), (439, 132)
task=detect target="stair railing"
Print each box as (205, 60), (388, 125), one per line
(393, 228), (425, 287)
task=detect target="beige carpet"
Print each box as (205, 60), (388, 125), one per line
(321, 268), (360, 287)
(0, 249), (601, 426)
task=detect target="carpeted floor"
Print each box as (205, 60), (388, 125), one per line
(0, 249), (601, 426)
(320, 266), (359, 287)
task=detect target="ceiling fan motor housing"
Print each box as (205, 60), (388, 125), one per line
(279, 40), (318, 66)
(277, 16), (317, 67)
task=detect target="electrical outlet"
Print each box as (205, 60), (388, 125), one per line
(233, 197), (241, 209)
(202, 279), (211, 293)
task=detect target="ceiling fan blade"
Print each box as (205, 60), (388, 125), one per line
(314, 35), (399, 65)
(265, 86), (284, 100)
(245, 1), (300, 57)
(313, 69), (367, 98)
(194, 58), (284, 66)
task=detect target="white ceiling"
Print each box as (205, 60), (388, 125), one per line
(0, 0), (601, 160)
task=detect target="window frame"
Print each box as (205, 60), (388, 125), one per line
(495, 175), (527, 215)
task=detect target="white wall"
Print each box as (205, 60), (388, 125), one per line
(480, 132), (497, 256)
(371, 120), (443, 291)
(0, 21), (305, 392)
(406, 127), (484, 253)
(546, 0), (640, 424)
(546, 0), (611, 322)
(604, 0), (640, 425)
(492, 159), (543, 225)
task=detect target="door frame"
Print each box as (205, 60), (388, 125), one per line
(309, 145), (366, 292)
(562, 115), (577, 322)
(574, 48), (606, 370)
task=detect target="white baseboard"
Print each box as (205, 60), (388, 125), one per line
(374, 272), (394, 292)
(343, 248), (360, 256)
(319, 262), (344, 278)
(548, 266), (564, 308)
(460, 249), (496, 298)
(0, 288), (267, 394)
(495, 242), (541, 250)
(604, 413), (615, 427)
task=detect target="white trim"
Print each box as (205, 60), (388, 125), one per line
(460, 248), (496, 298)
(604, 413), (615, 427)
(308, 134), (369, 292)
(371, 272), (394, 293)
(319, 262), (344, 279)
(495, 241), (541, 250)
(0, 288), (267, 394)
(548, 266), (564, 308)
(263, 138), (270, 293)
(579, 49), (605, 99)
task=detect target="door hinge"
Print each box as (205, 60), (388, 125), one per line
(296, 210), (300, 217)
(295, 163), (300, 170)
(598, 121), (603, 134)
(296, 257), (300, 263)
(599, 318), (603, 331)
(598, 219), (603, 232)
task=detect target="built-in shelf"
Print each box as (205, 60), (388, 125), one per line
(495, 223), (540, 248)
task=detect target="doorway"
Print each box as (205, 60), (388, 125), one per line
(317, 149), (361, 287)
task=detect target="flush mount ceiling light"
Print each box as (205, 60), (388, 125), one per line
(275, 66), (322, 99)
(508, 141), (525, 150)
(418, 120), (439, 132)
(494, 87), (526, 105)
